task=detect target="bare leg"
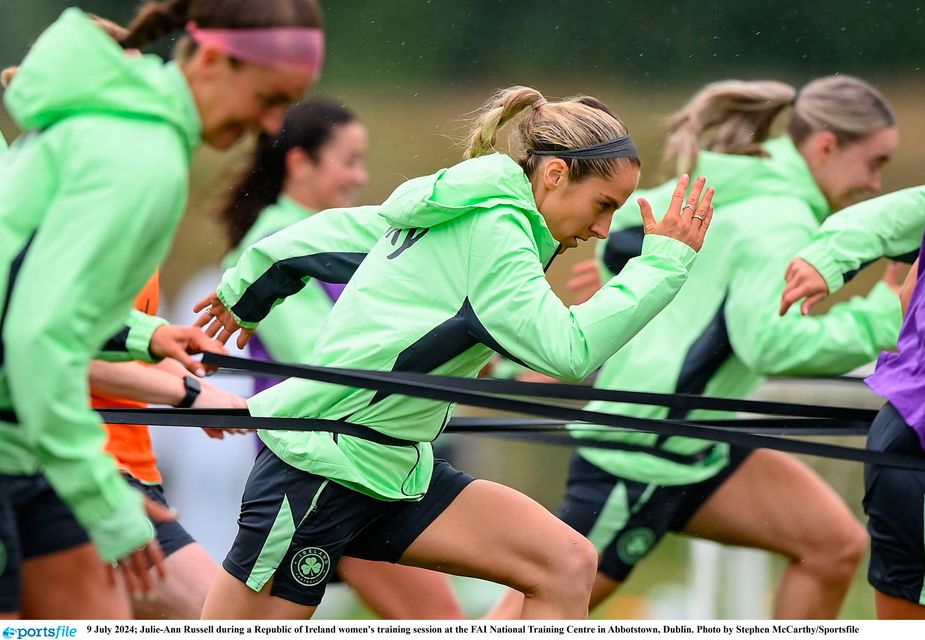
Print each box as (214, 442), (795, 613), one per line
(201, 569), (316, 620)
(337, 558), (462, 619)
(589, 572), (622, 610)
(399, 480), (598, 619)
(486, 562), (622, 618)
(484, 589), (525, 620)
(132, 543), (217, 619)
(682, 449), (866, 619)
(21, 543), (131, 619)
(875, 590), (925, 619)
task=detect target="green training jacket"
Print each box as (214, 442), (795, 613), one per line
(797, 186), (925, 294)
(0, 9), (200, 561)
(574, 137), (902, 485)
(218, 152), (697, 500)
(222, 197), (335, 363)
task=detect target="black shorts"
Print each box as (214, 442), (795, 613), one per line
(558, 447), (752, 582)
(0, 473), (90, 612)
(864, 402), (925, 605)
(223, 448), (474, 606)
(123, 476), (195, 557)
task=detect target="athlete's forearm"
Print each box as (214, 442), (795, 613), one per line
(472, 229), (695, 382)
(95, 309), (167, 363)
(90, 360), (187, 406)
(730, 282), (901, 376)
(217, 205), (385, 327)
(797, 186), (925, 294)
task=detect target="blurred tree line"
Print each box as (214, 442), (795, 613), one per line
(2, 1), (925, 90)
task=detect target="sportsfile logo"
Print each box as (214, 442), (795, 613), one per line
(2, 627), (77, 639)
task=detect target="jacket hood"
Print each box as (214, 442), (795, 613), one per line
(3, 8), (201, 156)
(379, 153), (543, 229)
(693, 137), (831, 222)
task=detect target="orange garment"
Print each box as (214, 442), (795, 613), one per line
(93, 272), (162, 484)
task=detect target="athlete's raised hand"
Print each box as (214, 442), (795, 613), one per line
(193, 292), (254, 349)
(639, 174), (715, 252)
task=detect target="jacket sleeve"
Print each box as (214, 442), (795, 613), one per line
(724, 196), (902, 376)
(255, 284), (333, 363)
(2, 121), (186, 562)
(467, 207), (696, 382)
(216, 205), (387, 328)
(95, 309), (167, 363)
(796, 186), (925, 294)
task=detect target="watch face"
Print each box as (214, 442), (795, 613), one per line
(180, 375), (202, 407)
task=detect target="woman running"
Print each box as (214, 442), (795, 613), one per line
(0, 0), (322, 619)
(220, 98), (462, 619)
(492, 75), (902, 619)
(198, 86), (714, 619)
(780, 189), (925, 619)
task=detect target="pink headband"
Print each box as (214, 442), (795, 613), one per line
(186, 22), (325, 74)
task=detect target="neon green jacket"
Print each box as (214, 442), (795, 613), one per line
(0, 9), (200, 561)
(218, 152), (697, 500)
(222, 197), (335, 363)
(575, 137), (902, 485)
(797, 186), (925, 294)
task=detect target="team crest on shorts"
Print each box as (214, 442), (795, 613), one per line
(616, 527), (656, 564)
(291, 547), (331, 586)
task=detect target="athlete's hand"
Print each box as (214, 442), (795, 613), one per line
(108, 498), (173, 599)
(193, 292), (254, 350)
(194, 384), (252, 439)
(202, 427), (252, 439)
(149, 325), (227, 377)
(568, 259), (604, 304)
(640, 174), (714, 252)
(779, 258), (829, 316)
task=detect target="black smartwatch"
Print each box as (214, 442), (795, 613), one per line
(176, 375), (201, 408)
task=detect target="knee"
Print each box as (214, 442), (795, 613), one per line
(570, 535), (600, 589)
(525, 531), (598, 599)
(798, 520), (867, 585)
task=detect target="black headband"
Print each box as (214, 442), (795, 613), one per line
(528, 135), (639, 160)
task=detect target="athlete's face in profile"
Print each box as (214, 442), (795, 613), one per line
(534, 159), (640, 250)
(807, 126), (899, 210)
(286, 121), (370, 209)
(185, 47), (315, 150)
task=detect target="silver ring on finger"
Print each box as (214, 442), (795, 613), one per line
(681, 203), (695, 214)
(205, 307), (215, 318)
(692, 214), (705, 222)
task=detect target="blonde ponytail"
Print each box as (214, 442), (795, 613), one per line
(464, 86), (546, 159)
(663, 80), (796, 175)
(464, 86), (637, 182)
